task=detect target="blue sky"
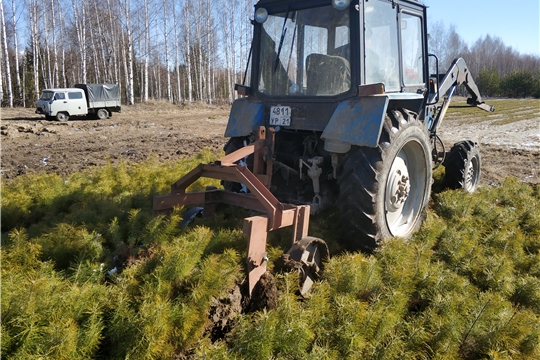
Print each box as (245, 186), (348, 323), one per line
(423, 0), (540, 56)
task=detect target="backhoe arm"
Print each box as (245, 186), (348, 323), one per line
(433, 58), (494, 112)
(428, 57), (494, 134)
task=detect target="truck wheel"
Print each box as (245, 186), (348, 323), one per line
(337, 110), (432, 251)
(97, 109), (109, 120)
(443, 140), (481, 192)
(56, 112), (69, 122)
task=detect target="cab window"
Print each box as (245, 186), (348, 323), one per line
(68, 92), (83, 100)
(364, 0), (400, 91)
(54, 93), (66, 100)
(401, 13), (424, 87)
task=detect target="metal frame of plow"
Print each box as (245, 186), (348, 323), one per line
(153, 126), (311, 296)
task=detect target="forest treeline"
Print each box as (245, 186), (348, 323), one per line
(1, 0), (539, 108)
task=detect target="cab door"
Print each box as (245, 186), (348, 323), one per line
(66, 91), (88, 115)
(50, 91), (68, 116)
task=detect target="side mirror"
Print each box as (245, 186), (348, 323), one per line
(235, 84), (252, 97)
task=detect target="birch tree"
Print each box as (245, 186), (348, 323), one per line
(144, 0), (150, 102)
(1, 0), (13, 107)
(124, 0), (134, 104)
(72, 0), (87, 83)
(163, 0), (171, 102)
(205, 0), (212, 104)
(50, 0), (59, 87)
(184, 0), (193, 102)
(11, 0), (22, 105)
(220, 2), (233, 103)
(29, 0), (40, 101)
(172, 0), (182, 103)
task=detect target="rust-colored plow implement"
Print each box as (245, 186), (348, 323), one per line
(153, 127), (328, 296)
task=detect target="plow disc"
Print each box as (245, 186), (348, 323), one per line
(285, 237), (329, 295)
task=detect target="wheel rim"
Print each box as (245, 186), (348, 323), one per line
(463, 156), (479, 192)
(98, 110), (107, 119)
(385, 141), (428, 237)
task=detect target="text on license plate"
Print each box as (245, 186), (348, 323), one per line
(270, 106), (291, 126)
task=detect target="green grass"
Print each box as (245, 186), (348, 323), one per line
(445, 98), (539, 125)
(2, 151), (539, 359)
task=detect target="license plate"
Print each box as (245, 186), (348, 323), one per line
(270, 106), (291, 126)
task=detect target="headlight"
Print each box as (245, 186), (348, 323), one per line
(332, 0), (351, 11)
(255, 8), (268, 23)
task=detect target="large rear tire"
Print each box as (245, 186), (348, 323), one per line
(97, 108), (109, 120)
(443, 140), (481, 192)
(337, 110), (433, 251)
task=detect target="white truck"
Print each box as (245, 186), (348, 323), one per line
(35, 83), (121, 122)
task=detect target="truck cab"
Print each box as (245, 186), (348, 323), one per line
(36, 88), (88, 122)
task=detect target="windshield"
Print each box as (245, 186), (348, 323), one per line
(258, 5), (351, 96)
(39, 91), (54, 101)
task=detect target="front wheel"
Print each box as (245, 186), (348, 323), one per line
(338, 110), (433, 251)
(56, 112), (69, 122)
(444, 140), (481, 192)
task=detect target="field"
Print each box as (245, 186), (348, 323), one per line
(1, 98), (539, 184)
(1, 99), (540, 358)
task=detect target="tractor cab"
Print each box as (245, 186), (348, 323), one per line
(245, 0), (427, 100)
(229, 0), (429, 140)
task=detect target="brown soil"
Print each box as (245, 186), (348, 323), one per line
(209, 284), (243, 342)
(248, 272), (279, 312)
(1, 99), (538, 185)
(1, 102), (229, 180)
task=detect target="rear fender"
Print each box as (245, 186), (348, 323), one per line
(321, 95), (389, 151)
(224, 98), (264, 137)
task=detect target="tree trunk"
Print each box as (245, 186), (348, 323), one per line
(163, 0), (171, 102)
(196, 0), (203, 101)
(72, 0), (87, 83)
(105, 0), (120, 87)
(221, 4), (233, 103)
(0, 0), (13, 107)
(124, 0), (134, 105)
(184, 0), (193, 102)
(50, 0), (59, 87)
(206, 0), (212, 104)
(30, 0), (40, 102)
(93, 0), (109, 82)
(11, 0), (22, 106)
(144, 0), (150, 102)
(172, 0), (182, 104)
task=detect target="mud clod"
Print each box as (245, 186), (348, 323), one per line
(208, 285), (243, 342)
(248, 272), (279, 312)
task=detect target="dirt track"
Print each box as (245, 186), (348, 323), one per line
(1, 99), (539, 185)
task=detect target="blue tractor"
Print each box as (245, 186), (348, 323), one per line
(155, 0), (493, 295)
